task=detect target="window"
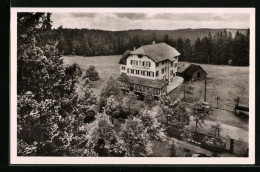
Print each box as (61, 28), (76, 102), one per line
(131, 69), (134, 74)
(171, 62), (174, 67)
(139, 61), (142, 66)
(142, 70), (145, 76)
(127, 68), (129, 73)
(156, 71), (159, 77)
(170, 70), (173, 76)
(162, 61), (164, 65)
(122, 66), (125, 70)
(150, 72), (154, 77)
(138, 55), (143, 58)
(165, 67), (167, 71)
(161, 68), (164, 74)
(130, 60), (133, 65)
(141, 85), (145, 92)
(155, 89), (159, 95)
(156, 63), (159, 67)
(175, 63), (177, 68)
(147, 71), (150, 77)
(142, 61), (150, 67)
(173, 72), (176, 77)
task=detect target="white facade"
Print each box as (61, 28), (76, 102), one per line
(120, 54), (179, 85)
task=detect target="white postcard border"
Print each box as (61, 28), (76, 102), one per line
(10, 7), (255, 165)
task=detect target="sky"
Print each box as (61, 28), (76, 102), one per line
(51, 13), (249, 31)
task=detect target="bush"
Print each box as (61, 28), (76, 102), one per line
(201, 136), (226, 153)
(165, 126), (183, 140)
(84, 65), (99, 81)
(84, 110), (96, 123)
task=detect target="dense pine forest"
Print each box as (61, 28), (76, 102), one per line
(55, 27), (249, 66)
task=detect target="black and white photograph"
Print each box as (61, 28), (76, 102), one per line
(10, 8), (255, 164)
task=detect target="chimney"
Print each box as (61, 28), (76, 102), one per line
(133, 46), (136, 50)
(152, 41), (155, 44)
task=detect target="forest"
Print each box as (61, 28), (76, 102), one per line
(55, 27), (250, 66)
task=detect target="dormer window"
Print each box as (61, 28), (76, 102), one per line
(138, 55), (143, 58)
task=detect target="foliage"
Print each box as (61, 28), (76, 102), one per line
(17, 12), (98, 156)
(99, 77), (123, 112)
(180, 125), (194, 141)
(120, 117), (153, 157)
(123, 91), (138, 113)
(168, 139), (177, 157)
(144, 90), (156, 107)
(86, 113), (129, 157)
(83, 65), (99, 81)
(84, 110), (96, 123)
(201, 136), (226, 153)
(54, 27), (249, 66)
(193, 102), (209, 132)
(108, 136), (128, 157)
(104, 95), (125, 119)
(158, 96), (190, 128)
(211, 122), (221, 137)
(140, 109), (167, 141)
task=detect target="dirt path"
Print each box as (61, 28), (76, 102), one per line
(190, 116), (248, 143)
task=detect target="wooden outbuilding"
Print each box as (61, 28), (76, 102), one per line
(178, 63), (207, 81)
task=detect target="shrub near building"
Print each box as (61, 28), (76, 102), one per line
(84, 65), (100, 81)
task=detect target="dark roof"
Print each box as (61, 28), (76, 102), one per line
(179, 64), (207, 76)
(130, 43), (180, 63)
(178, 63), (191, 73)
(117, 74), (168, 89)
(119, 50), (132, 65)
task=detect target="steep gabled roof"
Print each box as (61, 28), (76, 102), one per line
(119, 50), (132, 65)
(179, 64), (207, 76)
(178, 63), (191, 73)
(130, 43), (180, 63)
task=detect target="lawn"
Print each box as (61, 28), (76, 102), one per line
(62, 55), (122, 96)
(173, 62), (249, 111)
(62, 55), (249, 111)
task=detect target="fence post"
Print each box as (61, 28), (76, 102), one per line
(230, 138), (234, 154)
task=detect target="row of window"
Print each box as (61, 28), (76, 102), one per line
(156, 61), (178, 68)
(130, 60), (151, 67)
(170, 70), (176, 76)
(127, 68), (154, 77)
(122, 66), (176, 78)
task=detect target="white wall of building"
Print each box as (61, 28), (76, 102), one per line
(125, 55), (156, 79)
(120, 54), (179, 85)
(120, 65), (127, 74)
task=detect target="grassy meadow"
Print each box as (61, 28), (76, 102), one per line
(62, 55), (249, 111)
(179, 62), (249, 111)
